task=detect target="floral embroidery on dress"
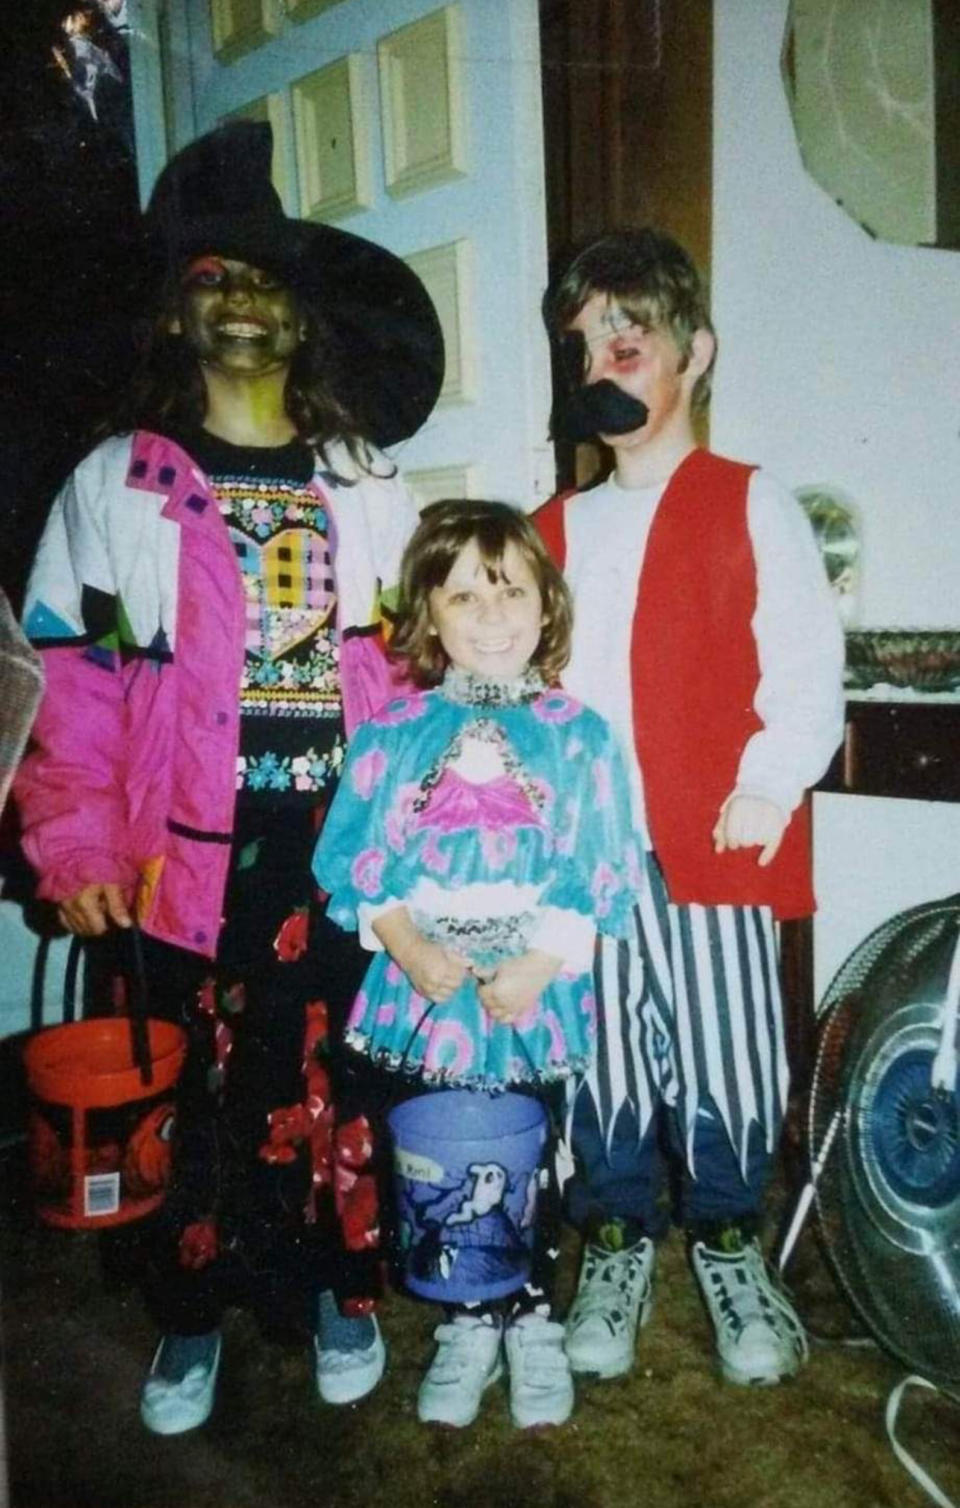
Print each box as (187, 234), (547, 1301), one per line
(238, 739), (345, 794)
(219, 487), (329, 540)
(212, 474), (345, 797)
(242, 638), (340, 699)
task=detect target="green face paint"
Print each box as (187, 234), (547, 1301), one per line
(174, 255), (302, 381)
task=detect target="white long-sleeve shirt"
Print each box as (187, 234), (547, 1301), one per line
(560, 467), (845, 830)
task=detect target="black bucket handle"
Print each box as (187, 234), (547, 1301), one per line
(392, 985), (562, 1142)
(29, 931), (83, 1034)
(27, 924), (153, 1087)
(126, 923), (153, 1088)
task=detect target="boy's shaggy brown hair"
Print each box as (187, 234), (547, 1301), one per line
(543, 226), (717, 409)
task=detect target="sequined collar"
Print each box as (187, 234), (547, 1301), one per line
(440, 666), (545, 707)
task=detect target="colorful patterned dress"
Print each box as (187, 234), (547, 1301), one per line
(127, 432), (383, 1334)
(313, 668), (644, 1092)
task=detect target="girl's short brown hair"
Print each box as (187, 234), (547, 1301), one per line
(391, 500), (573, 687)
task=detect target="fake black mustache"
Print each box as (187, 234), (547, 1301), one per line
(553, 380), (649, 443)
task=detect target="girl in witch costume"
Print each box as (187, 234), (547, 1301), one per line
(313, 501), (645, 1430)
(14, 121), (443, 1435)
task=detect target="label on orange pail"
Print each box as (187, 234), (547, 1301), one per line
(84, 1172), (121, 1219)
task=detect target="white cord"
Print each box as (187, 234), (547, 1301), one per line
(931, 924), (960, 1094)
(885, 1375), (958, 1508)
(777, 1105), (842, 1274)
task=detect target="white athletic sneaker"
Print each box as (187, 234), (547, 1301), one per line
(505, 1314), (574, 1429)
(417, 1316), (503, 1428)
(564, 1237), (655, 1378)
(691, 1236), (809, 1385)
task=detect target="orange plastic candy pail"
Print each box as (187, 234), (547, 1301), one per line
(23, 1018), (186, 1229)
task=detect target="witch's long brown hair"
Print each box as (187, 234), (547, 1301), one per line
(102, 275), (374, 467)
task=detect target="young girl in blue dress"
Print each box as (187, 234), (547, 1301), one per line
(313, 500), (644, 1431)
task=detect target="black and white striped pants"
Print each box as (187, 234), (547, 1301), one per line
(577, 854), (789, 1186)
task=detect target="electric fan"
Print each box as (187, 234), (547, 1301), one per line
(778, 895), (960, 1505)
(808, 893), (960, 1392)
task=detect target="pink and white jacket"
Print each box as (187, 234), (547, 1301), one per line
(14, 430), (417, 957)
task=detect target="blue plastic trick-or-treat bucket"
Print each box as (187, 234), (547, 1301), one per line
(387, 1090), (548, 1304)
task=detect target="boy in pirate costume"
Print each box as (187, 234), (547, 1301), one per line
(534, 227), (843, 1386)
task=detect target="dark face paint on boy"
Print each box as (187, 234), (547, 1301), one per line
(170, 256), (303, 378)
(567, 293), (692, 450)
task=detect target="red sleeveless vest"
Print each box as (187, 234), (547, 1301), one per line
(534, 449), (814, 919)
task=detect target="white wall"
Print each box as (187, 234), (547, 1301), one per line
(711, 1), (960, 628)
(812, 794), (960, 1003)
(0, 906), (75, 1040)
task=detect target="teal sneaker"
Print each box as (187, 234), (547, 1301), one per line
(140, 1330), (222, 1435)
(314, 1314), (386, 1405)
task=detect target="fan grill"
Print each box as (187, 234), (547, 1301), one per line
(817, 898), (960, 1020)
(810, 897), (960, 1388)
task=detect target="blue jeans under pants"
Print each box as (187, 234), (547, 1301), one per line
(565, 1090), (773, 1240)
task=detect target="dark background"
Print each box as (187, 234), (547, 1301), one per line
(1, 0), (141, 609)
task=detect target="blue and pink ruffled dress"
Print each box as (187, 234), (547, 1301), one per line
(313, 667), (644, 1091)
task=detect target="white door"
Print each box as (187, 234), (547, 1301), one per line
(130, 0), (553, 509)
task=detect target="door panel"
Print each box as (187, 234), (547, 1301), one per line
(133, 0), (553, 506)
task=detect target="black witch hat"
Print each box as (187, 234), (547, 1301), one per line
(145, 120), (444, 448)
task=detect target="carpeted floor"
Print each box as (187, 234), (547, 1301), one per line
(2, 1143), (958, 1508)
